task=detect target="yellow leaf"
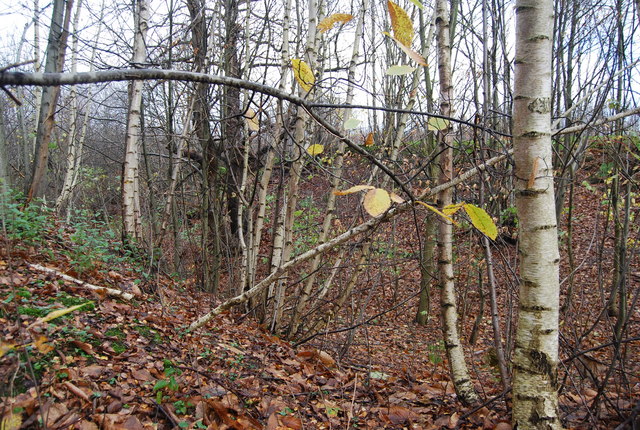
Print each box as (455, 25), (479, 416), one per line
(364, 188), (391, 217)
(334, 185), (375, 195)
(291, 59), (315, 92)
(387, 1), (414, 47)
(364, 132), (374, 146)
(408, 0), (425, 9)
(428, 117), (450, 131)
(386, 65), (416, 75)
(33, 335), (54, 354)
(463, 204), (498, 240)
(415, 201), (458, 225)
(382, 32), (427, 66)
(28, 303), (92, 328)
(1, 412), (22, 430)
(244, 108), (260, 132)
(443, 202), (465, 215)
(389, 192), (405, 204)
(317, 13), (354, 33)
(0, 341), (15, 358)
(307, 144), (324, 156)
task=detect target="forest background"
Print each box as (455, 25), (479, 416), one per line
(0, 0), (639, 428)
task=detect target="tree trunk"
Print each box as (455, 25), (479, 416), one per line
(269, 0), (320, 332)
(56, 0), (98, 218)
(511, 0), (561, 428)
(26, 0), (73, 202)
(122, 0), (149, 242)
(434, 0), (478, 406)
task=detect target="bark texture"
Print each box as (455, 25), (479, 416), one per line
(435, 0), (478, 406)
(122, 0), (149, 241)
(512, 0), (561, 428)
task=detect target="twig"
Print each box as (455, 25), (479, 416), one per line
(457, 389), (510, 425)
(63, 381), (91, 402)
(27, 263), (134, 300)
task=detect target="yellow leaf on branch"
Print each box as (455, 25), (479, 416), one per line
(443, 202), (465, 215)
(387, 1), (414, 48)
(416, 201), (458, 225)
(364, 188), (391, 217)
(463, 204), (498, 240)
(317, 13), (354, 33)
(307, 144), (324, 156)
(364, 132), (374, 146)
(333, 185), (375, 196)
(291, 59), (315, 92)
(244, 108), (260, 131)
(382, 32), (427, 66)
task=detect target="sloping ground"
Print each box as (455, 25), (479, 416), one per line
(1, 237), (509, 430)
(1, 167), (639, 430)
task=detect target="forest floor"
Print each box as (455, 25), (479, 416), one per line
(1, 163), (639, 429)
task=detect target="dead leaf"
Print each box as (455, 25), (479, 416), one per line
(333, 185), (375, 195)
(33, 335), (54, 354)
(382, 405), (419, 425)
(0, 412), (22, 430)
(131, 368), (154, 382)
(364, 132), (374, 146)
(280, 415), (303, 429)
(71, 340), (95, 355)
(317, 13), (353, 33)
(81, 364), (106, 378)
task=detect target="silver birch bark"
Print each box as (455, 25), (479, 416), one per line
(31, 0), (42, 160)
(235, 2), (254, 296)
(56, 0), (97, 217)
(269, 0), (320, 332)
(511, 0), (561, 428)
(247, 0), (292, 316)
(434, 0), (478, 406)
(122, 0), (149, 241)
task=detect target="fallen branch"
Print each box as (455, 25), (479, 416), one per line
(187, 151), (509, 332)
(27, 263), (134, 300)
(553, 106), (640, 136)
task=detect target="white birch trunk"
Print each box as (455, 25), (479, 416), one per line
(269, 0), (320, 331)
(122, 0), (149, 241)
(511, 0), (561, 428)
(247, 0), (292, 296)
(55, 0), (92, 216)
(435, 0), (478, 406)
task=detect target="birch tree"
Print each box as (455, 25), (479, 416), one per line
(122, 0), (149, 241)
(511, 0), (561, 427)
(26, 0), (73, 202)
(434, 0), (478, 406)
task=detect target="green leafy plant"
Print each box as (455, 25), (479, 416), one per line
(1, 190), (53, 245)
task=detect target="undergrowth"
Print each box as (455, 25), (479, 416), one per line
(0, 188), (146, 275)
